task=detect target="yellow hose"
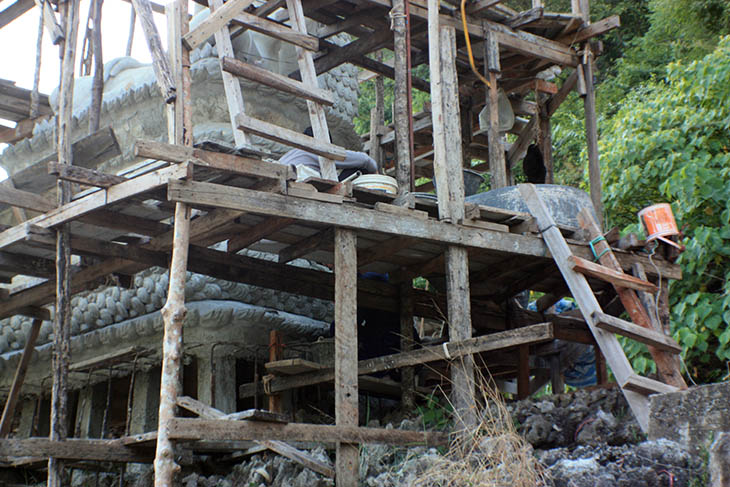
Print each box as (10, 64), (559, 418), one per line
(460, 0), (491, 88)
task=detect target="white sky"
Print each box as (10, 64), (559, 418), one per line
(0, 0), (173, 177)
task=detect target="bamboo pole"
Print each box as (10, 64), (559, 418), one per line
(49, 0), (80, 484)
(153, 1), (191, 485)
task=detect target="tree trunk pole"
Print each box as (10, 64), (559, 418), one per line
(393, 0), (412, 194)
(88, 0), (104, 133)
(49, 0), (80, 484)
(154, 1), (192, 485)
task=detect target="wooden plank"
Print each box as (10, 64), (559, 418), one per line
(260, 440), (335, 478)
(131, 0), (176, 102)
(224, 409), (289, 422)
(558, 15), (620, 44)
(134, 140), (292, 182)
(168, 418), (448, 446)
(466, 0), (504, 15)
(239, 323), (555, 398)
(69, 346), (148, 372)
(0, 164), (189, 251)
(506, 6), (543, 29)
(278, 227), (334, 264)
(34, 0), (65, 44)
(593, 312), (681, 354)
(622, 374), (679, 396)
(334, 228), (358, 485)
(182, 0), (255, 50)
(265, 358), (322, 375)
(0, 186), (54, 212)
(0, 319), (41, 437)
(48, 162), (127, 188)
(167, 180), (680, 278)
(221, 57), (333, 106)
(236, 113), (347, 161)
(569, 255), (658, 293)
(0, 0), (34, 30)
(0, 438), (153, 463)
(231, 10), (319, 51)
(518, 183), (652, 431)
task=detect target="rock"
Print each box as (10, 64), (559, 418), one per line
(710, 432), (730, 487)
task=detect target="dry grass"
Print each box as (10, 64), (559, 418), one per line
(411, 359), (548, 487)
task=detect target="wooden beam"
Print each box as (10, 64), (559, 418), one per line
(278, 227), (334, 263)
(221, 57), (333, 106)
(592, 312), (681, 354)
(168, 418), (448, 446)
(227, 217), (293, 253)
(48, 162), (127, 188)
(569, 256), (658, 293)
(546, 69), (578, 117)
(0, 164), (189, 251)
(183, 0), (255, 49)
(0, 319), (41, 437)
(131, 0), (177, 102)
(558, 15), (620, 44)
(582, 52), (602, 223)
(167, 180), (681, 279)
(506, 6), (543, 29)
(236, 113), (347, 161)
(231, 10), (319, 51)
(0, 0), (34, 30)
(34, 0), (65, 44)
(239, 323), (554, 397)
(0, 438), (154, 463)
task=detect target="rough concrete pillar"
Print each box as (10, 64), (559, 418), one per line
(197, 350), (236, 414)
(74, 383), (107, 438)
(129, 368), (161, 435)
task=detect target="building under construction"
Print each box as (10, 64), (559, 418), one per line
(0, 0), (689, 485)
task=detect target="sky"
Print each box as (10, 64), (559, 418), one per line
(0, 0), (172, 177)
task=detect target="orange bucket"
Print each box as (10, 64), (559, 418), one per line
(638, 203), (679, 241)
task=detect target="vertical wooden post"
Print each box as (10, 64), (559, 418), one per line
(517, 344), (530, 399)
(549, 354), (564, 394)
(399, 283), (415, 410)
(582, 51), (602, 226)
(126, 6), (136, 56)
(334, 228), (358, 487)
(88, 0), (103, 133)
(49, 0), (80, 484)
(0, 319), (42, 437)
(268, 330), (283, 413)
(428, 0), (450, 219)
(428, 0), (476, 430)
(393, 0), (412, 194)
(537, 95), (554, 183)
(484, 28), (507, 189)
(368, 51), (385, 172)
(154, 2), (192, 486)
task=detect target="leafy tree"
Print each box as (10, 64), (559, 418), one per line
(600, 37), (730, 382)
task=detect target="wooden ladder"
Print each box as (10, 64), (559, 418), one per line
(518, 184), (686, 431)
(181, 0), (344, 180)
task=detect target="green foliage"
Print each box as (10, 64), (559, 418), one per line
(416, 392), (452, 430)
(601, 37), (730, 382)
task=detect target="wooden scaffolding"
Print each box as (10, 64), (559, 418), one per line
(0, 0), (685, 485)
